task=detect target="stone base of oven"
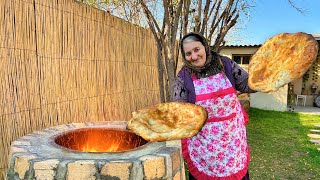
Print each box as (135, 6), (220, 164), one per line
(6, 121), (184, 180)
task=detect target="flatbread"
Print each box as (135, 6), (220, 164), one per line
(127, 102), (208, 142)
(248, 32), (319, 92)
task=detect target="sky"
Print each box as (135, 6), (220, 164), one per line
(231, 0), (320, 45)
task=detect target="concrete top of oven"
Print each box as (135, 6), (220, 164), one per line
(7, 121), (184, 180)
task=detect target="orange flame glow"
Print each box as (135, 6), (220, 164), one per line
(54, 128), (148, 153)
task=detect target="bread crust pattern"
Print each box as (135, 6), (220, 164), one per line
(248, 32), (319, 92)
(127, 102), (208, 142)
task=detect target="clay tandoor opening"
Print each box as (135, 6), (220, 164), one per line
(54, 128), (148, 153)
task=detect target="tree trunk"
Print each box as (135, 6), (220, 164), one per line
(166, 59), (176, 102)
(156, 44), (165, 102)
(163, 41), (176, 102)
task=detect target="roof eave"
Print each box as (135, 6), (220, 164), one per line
(312, 33), (320, 40)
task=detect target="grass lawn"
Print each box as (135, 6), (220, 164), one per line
(247, 108), (320, 179)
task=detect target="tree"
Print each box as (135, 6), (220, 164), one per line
(77, 0), (253, 102)
(76, 0), (150, 26)
(139, 0), (253, 102)
(76, 1), (262, 103)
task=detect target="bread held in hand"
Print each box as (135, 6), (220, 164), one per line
(127, 102), (208, 142)
(248, 32), (318, 92)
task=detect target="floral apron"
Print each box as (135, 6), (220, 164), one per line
(182, 73), (249, 180)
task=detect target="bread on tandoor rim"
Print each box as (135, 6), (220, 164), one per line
(248, 32), (319, 92)
(127, 102), (208, 142)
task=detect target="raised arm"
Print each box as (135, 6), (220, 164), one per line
(230, 60), (256, 93)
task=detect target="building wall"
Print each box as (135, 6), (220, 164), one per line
(250, 85), (288, 111)
(220, 47), (259, 59)
(220, 46), (259, 71)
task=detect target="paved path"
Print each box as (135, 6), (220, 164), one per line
(289, 105), (320, 115)
(309, 125), (320, 151)
(286, 106), (320, 151)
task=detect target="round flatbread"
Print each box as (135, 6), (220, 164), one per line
(248, 32), (319, 92)
(127, 102), (208, 142)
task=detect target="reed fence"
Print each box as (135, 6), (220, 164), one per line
(0, 0), (160, 178)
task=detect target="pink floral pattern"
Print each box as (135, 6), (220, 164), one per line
(187, 73), (248, 177)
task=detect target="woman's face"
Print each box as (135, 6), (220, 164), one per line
(183, 41), (207, 68)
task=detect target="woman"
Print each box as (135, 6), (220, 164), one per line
(173, 32), (255, 180)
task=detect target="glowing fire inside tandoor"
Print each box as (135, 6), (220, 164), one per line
(54, 128), (148, 152)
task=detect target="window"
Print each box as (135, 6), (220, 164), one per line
(232, 54), (252, 65)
